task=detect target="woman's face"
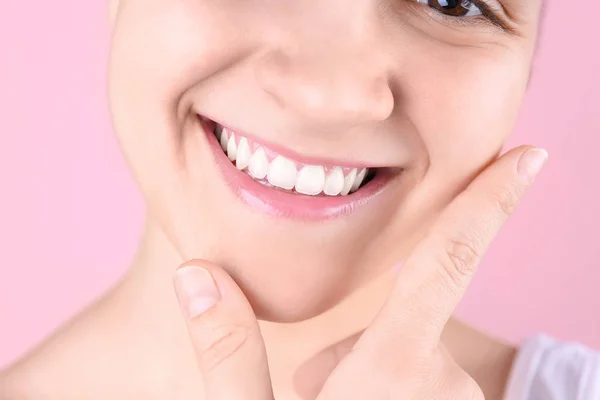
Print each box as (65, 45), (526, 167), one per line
(108, 0), (542, 321)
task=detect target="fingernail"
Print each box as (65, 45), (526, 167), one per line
(517, 148), (548, 182)
(174, 266), (221, 319)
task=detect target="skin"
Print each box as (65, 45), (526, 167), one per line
(0, 0), (544, 399)
(176, 145), (547, 400)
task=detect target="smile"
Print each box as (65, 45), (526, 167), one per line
(215, 123), (374, 196)
(198, 115), (399, 220)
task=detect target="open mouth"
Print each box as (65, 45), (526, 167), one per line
(205, 119), (376, 196)
(197, 114), (398, 220)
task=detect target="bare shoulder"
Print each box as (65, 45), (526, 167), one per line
(0, 301), (142, 399)
(0, 311), (103, 399)
(0, 361), (26, 400)
(0, 354), (62, 400)
(0, 296), (196, 400)
(0, 338), (68, 399)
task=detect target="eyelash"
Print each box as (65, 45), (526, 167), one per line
(411, 0), (511, 32)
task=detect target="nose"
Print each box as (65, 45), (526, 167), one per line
(255, 23), (394, 129)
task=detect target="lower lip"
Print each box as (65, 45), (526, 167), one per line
(200, 119), (397, 221)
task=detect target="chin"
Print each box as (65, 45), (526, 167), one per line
(144, 113), (412, 323)
(244, 283), (343, 323)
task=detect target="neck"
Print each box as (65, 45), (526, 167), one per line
(3, 215), (515, 399)
(100, 216), (513, 399)
(108, 215), (395, 396)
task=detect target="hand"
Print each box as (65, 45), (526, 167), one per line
(173, 146), (548, 399)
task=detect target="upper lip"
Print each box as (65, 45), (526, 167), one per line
(198, 113), (401, 220)
(200, 114), (388, 170)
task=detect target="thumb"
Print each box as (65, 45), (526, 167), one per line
(173, 260), (273, 400)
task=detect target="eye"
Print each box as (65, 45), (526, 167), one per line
(416, 0), (483, 17)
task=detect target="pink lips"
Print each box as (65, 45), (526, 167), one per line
(199, 117), (396, 220)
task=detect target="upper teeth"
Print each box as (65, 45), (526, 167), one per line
(324, 167), (345, 196)
(216, 126), (369, 196)
(248, 147), (269, 180)
(267, 155), (296, 190)
(236, 138), (251, 170)
(296, 165), (326, 195)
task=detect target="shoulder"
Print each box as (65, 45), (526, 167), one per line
(505, 334), (600, 400)
(0, 365), (21, 400)
(0, 308), (189, 400)
(0, 341), (142, 400)
(0, 356), (48, 400)
(0, 337), (78, 399)
(0, 306), (118, 399)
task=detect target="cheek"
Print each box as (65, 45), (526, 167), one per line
(107, 0), (252, 255)
(372, 45), (532, 257)
(108, 0), (258, 164)
(407, 45), (529, 178)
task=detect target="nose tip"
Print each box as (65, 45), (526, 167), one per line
(255, 50), (394, 126)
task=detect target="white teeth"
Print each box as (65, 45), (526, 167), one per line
(295, 165), (326, 196)
(267, 155), (297, 190)
(236, 138), (251, 170)
(351, 168), (367, 193)
(227, 134), (237, 161)
(248, 147), (269, 180)
(341, 168), (357, 195)
(220, 128), (229, 152)
(324, 167), (345, 196)
(214, 125), (371, 196)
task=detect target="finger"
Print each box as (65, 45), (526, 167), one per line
(174, 260), (273, 400)
(294, 331), (363, 399)
(360, 146), (548, 348)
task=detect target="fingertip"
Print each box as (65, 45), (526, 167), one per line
(174, 259), (253, 317)
(174, 264), (221, 319)
(517, 147), (548, 182)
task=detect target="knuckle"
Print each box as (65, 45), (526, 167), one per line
(436, 233), (483, 287)
(196, 323), (252, 372)
(491, 182), (524, 218)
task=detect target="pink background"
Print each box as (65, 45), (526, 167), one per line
(1, 1), (599, 368)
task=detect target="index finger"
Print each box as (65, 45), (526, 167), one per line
(359, 146), (548, 349)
